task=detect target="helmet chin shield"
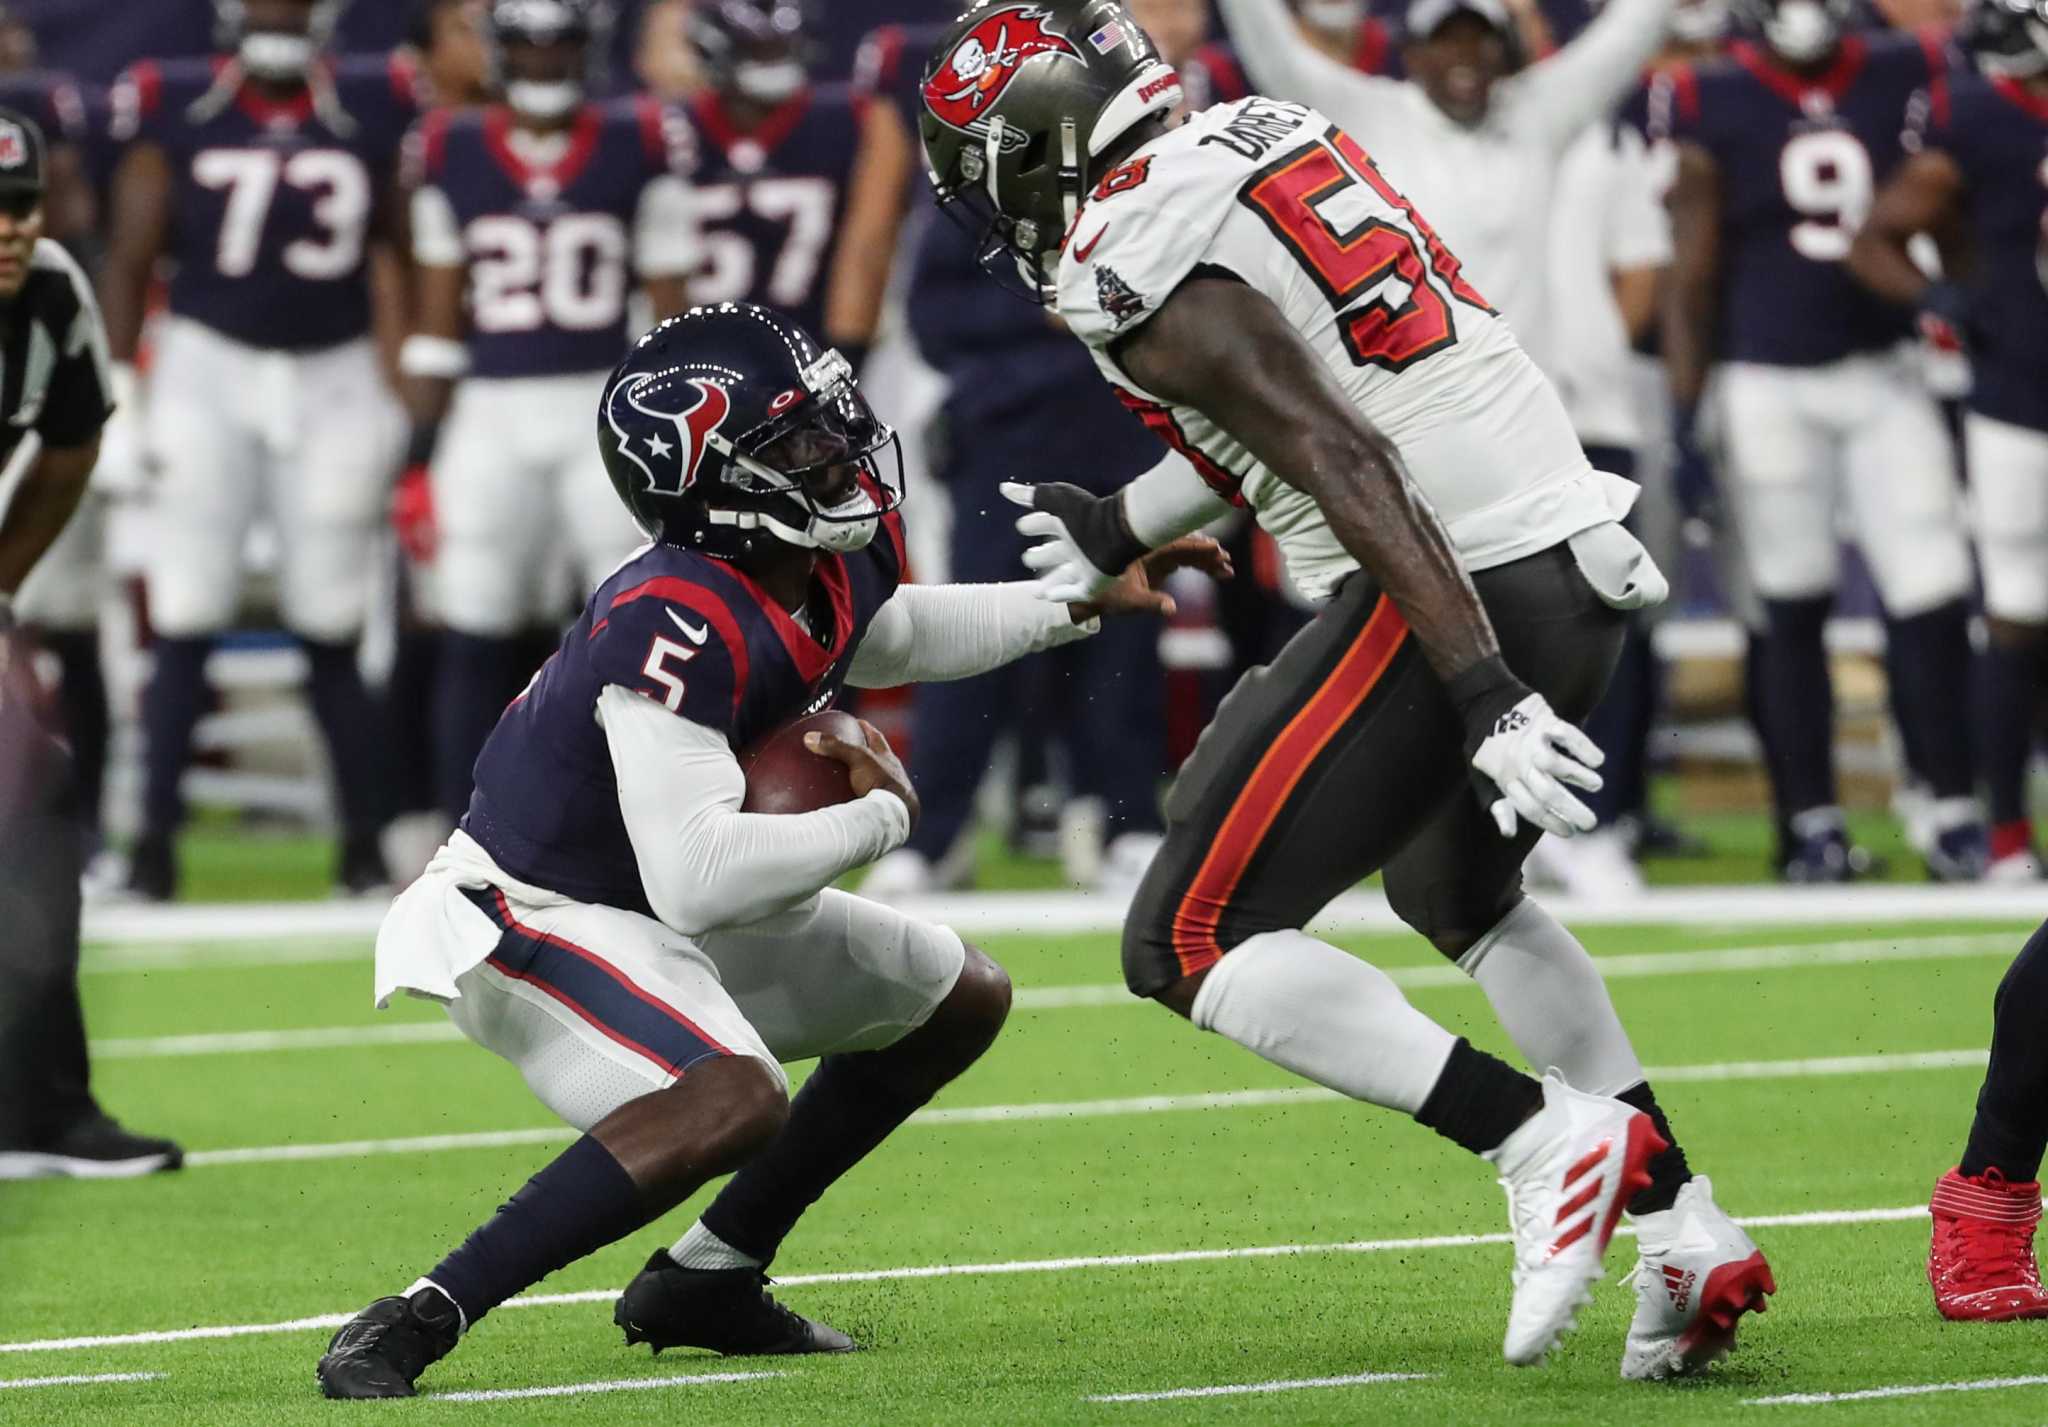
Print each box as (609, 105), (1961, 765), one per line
(507, 77), (583, 119)
(735, 58), (808, 102)
(239, 31), (317, 79)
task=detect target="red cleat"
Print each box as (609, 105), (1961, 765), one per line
(1928, 1168), (2048, 1321)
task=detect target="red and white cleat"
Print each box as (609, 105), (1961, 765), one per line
(1928, 1168), (2048, 1321)
(1488, 1072), (1665, 1367)
(1621, 1176), (1776, 1379)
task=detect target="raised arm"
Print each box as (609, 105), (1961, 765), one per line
(1506, 0), (1677, 149)
(1213, 0), (1404, 120)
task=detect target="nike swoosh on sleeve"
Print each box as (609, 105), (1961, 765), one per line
(1073, 224), (1110, 262)
(666, 608), (710, 645)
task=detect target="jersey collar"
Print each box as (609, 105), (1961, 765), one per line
(690, 90), (813, 163)
(725, 552), (855, 686)
(483, 104), (603, 195)
(1729, 35), (1867, 110)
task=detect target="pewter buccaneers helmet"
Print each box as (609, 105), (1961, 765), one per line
(918, 1), (1183, 298)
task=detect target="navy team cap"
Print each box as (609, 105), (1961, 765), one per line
(0, 106), (46, 197)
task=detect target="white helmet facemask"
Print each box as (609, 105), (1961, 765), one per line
(239, 30), (317, 79)
(507, 78), (583, 119)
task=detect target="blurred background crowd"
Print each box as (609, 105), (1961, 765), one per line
(2, 0), (2039, 910)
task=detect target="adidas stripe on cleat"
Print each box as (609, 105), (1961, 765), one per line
(1622, 1176), (1776, 1379)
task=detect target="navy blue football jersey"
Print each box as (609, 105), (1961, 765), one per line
(673, 85), (864, 339)
(1917, 73), (2048, 432)
(462, 516), (908, 916)
(112, 54), (419, 352)
(1655, 31), (1951, 365)
(415, 98), (688, 379)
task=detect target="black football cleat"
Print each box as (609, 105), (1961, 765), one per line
(125, 831), (176, 903)
(336, 828), (391, 899)
(615, 1251), (855, 1357)
(0, 1115), (184, 1180)
(316, 1288), (461, 1399)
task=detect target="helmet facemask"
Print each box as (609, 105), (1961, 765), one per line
(218, 0), (341, 81)
(1965, 0), (2048, 75)
(930, 112), (1086, 305)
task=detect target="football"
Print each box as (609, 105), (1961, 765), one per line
(738, 708), (865, 813)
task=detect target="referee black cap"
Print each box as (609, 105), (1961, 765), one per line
(0, 106), (46, 199)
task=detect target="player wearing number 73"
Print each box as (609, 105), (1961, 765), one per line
(100, 0), (421, 901)
(402, 0), (696, 825)
(920, 0), (1774, 1374)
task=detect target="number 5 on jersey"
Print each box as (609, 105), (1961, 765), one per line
(1241, 126), (1491, 372)
(640, 635), (698, 712)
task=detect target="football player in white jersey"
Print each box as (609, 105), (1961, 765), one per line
(918, 0), (1774, 1377)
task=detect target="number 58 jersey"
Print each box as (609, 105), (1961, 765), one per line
(1057, 98), (1630, 603)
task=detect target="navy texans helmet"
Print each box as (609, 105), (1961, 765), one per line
(488, 0), (606, 121)
(688, 0), (820, 105)
(1732, 0), (1854, 63)
(599, 305), (905, 559)
(215, 0), (344, 81)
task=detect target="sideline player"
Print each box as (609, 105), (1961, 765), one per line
(403, 0), (692, 822)
(314, 304), (1222, 1396)
(918, 0), (1772, 1374)
(1655, 0), (1985, 881)
(100, 0), (418, 898)
(0, 108), (181, 1180)
(1848, 0), (2048, 882)
(678, 0), (913, 364)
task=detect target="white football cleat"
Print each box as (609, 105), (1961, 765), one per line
(1488, 1072), (1664, 1367)
(1621, 1176), (1775, 1379)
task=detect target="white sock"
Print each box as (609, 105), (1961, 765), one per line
(404, 1277), (467, 1336)
(1457, 897), (1645, 1096)
(1190, 929), (1456, 1114)
(668, 1219), (764, 1271)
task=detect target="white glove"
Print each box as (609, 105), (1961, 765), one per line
(1469, 693), (1605, 838)
(999, 480), (1126, 604)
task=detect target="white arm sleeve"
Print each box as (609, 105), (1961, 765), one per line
(1213, 0), (1408, 125)
(411, 184), (464, 268)
(847, 583), (1098, 689)
(1121, 449), (1234, 546)
(1503, 0), (1676, 151)
(1608, 126), (1674, 271)
(634, 174), (700, 279)
(598, 685), (910, 935)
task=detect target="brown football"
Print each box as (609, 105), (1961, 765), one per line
(738, 709), (864, 814)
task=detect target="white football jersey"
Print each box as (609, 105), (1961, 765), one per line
(1056, 97), (1635, 602)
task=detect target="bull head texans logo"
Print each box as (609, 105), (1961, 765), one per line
(924, 6), (1081, 145)
(605, 369), (732, 497)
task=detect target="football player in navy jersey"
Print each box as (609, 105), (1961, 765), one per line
(677, 1), (914, 368)
(403, 0), (693, 824)
(315, 304), (1217, 1397)
(1657, 0), (1987, 882)
(1851, 0), (2048, 883)
(100, 0), (420, 900)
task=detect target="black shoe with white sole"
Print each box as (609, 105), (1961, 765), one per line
(0, 1116), (184, 1180)
(615, 1251), (855, 1356)
(317, 1288), (462, 1399)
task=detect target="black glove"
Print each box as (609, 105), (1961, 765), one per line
(1000, 480), (1148, 601)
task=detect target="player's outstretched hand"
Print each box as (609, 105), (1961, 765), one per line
(806, 719), (920, 831)
(1073, 536), (1234, 620)
(1000, 480), (1148, 603)
(1468, 693), (1604, 839)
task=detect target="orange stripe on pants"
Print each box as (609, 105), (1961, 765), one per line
(1168, 594), (1410, 977)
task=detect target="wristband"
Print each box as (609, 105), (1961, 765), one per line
(399, 334), (470, 380)
(1445, 654), (1532, 748)
(404, 421), (441, 471)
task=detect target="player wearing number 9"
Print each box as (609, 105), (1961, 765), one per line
(401, 0), (697, 824)
(1655, 0), (1986, 882)
(99, 0), (423, 900)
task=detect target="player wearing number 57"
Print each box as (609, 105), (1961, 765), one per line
(99, 0), (418, 901)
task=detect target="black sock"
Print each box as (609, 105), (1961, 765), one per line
(1414, 1038), (1545, 1157)
(1960, 920), (2048, 1184)
(435, 633), (525, 821)
(1885, 600), (1974, 799)
(700, 1053), (931, 1266)
(1616, 1083), (1692, 1214)
(425, 1134), (646, 1328)
(1757, 598), (1837, 817)
(301, 637), (391, 838)
(43, 629), (108, 844)
(140, 636), (213, 838)
(1978, 635), (2043, 829)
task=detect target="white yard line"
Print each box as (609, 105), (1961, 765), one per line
(434, 1370), (779, 1402)
(1747, 1374), (2048, 1406)
(176, 1048), (1987, 1167)
(1087, 1372), (1434, 1403)
(84, 933), (2022, 1057)
(0, 1203), (1925, 1356)
(79, 884), (2048, 953)
(0, 1372), (166, 1388)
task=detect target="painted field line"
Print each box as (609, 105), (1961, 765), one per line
(1747, 1374), (2048, 1406)
(80, 883), (2048, 951)
(1088, 1371), (1434, 1403)
(178, 1048), (1986, 1167)
(85, 934), (2021, 1057)
(435, 1370), (779, 1402)
(0, 1372), (166, 1388)
(0, 1203), (1925, 1356)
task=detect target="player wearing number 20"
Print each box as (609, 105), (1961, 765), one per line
(101, 0), (420, 900)
(403, 0), (694, 822)
(1655, 1), (1985, 882)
